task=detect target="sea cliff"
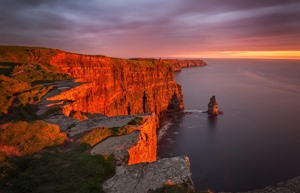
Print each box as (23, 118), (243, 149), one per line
(0, 46), (204, 192)
(48, 52), (185, 117)
(0, 46), (185, 117)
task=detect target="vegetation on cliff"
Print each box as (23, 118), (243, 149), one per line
(0, 47), (69, 120)
(0, 46), (71, 183)
(0, 144), (115, 193)
(0, 121), (66, 156)
(80, 125), (136, 146)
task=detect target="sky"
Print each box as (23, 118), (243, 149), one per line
(0, 0), (300, 59)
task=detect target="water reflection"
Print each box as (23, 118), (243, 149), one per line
(207, 115), (218, 129)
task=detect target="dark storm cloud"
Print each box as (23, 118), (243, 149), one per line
(0, 0), (299, 57)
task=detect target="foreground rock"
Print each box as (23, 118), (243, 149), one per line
(220, 176), (300, 193)
(91, 131), (140, 165)
(207, 95), (223, 115)
(103, 156), (194, 193)
(90, 113), (157, 165)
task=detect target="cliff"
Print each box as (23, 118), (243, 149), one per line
(162, 59), (207, 71)
(0, 46), (211, 118)
(127, 114), (157, 165)
(0, 46), (197, 192)
(89, 114), (157, 165)
(48, 53), (184, 117)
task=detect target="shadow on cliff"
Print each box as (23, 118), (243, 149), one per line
(0, 104), (38, 124)
(167, 92), (181, 111)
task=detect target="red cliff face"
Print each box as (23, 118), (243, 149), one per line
(48, 52), (184, 117)
(128, 114), (158, 165)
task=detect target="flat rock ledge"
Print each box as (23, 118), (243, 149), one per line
(220, 176), (300, 193)
(90, 131), (140, 165)
(103, 156), (194, 193)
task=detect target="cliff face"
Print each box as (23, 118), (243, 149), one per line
(48, 52), (184, 117)
(128, 114), (157, 165)
(162, 59), (207, 71)
(1, 47), (210, 118)
(89, 114), (157, 165)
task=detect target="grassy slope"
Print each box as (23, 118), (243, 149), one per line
(1, 144), (115, 193)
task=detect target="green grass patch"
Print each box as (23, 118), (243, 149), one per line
(127, 116), (144, 125)
(0, 120), (66, 156)
(1, 144), (115, 193)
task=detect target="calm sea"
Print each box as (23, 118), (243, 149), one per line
(157, 59), (300, 192)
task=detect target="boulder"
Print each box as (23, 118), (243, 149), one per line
(103, 156), (194, 193)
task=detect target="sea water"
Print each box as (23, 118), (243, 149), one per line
(157, 59), (300, 192)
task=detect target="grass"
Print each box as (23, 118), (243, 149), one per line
(0, 47), (70, 119)
(80, 125), (136, 146)
(127, 116), (144, 125)
(0, 45), (57, 64)
(1, 144), (115, 193)
(0, 120), (66, 156)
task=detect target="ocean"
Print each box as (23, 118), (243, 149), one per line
(157, 59), (300, 192)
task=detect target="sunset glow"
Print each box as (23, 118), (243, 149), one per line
(0, 0), (300, 59)
(173, 51), (300, 60)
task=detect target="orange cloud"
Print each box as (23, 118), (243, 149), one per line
(172, 51), (300, 60)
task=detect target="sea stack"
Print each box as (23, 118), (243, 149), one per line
(207, 95), (223, 115)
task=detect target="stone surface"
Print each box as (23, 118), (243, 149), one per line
(36, 79), (83, 118)
(90, 113), (158, 165)
(220, 176), (300, 193)
(207, 95), (223, 115)
(91, 131), (140, 165)
(45, 113), (134, 136)
(103, 156), (194, 193)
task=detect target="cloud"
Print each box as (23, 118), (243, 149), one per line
(0, 0), (299, 57)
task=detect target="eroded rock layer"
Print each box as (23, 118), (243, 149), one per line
(90, 113), (157, 165)
(48, 52), (184, 117)
(0, 46), (186, 117)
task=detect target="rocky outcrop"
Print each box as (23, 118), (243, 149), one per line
(162, 59), (207, 71)
(103, 156), (194, 193)
(90, 131), (140, 165)
(90, 113), (157, 165)
(207, 95), (223, 115)
(48, 53), (184, 117)
(127, 113), (157, 165)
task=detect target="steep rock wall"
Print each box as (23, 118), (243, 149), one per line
(48, 52), (184, 117)
(128, 114), (158, 165)
(89, 114), (158, 165)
